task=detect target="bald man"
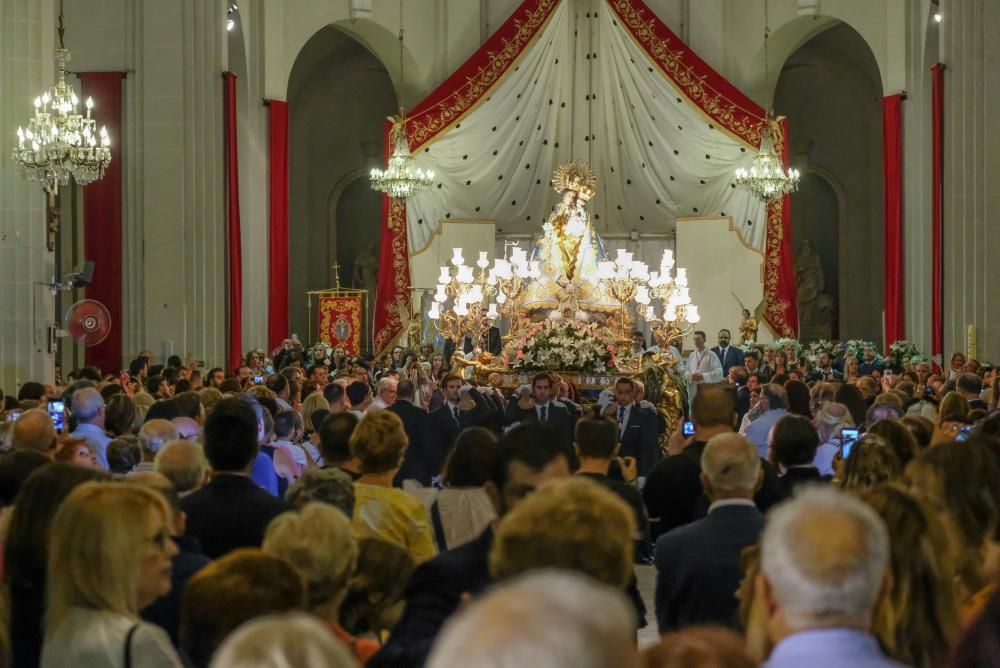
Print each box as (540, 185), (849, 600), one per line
(155, 440), (210, 496)
(171, 417), (201, 442)
(69, 387), (111, 469)
(653, 433), (764, 632)
(11, 409), (56, 456)
(137, 419), (180, 472)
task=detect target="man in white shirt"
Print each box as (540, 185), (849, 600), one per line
(366, 378), (398, 413)
(684, 331), (723, 404)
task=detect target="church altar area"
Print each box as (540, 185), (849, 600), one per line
(373, 0), (798, 363)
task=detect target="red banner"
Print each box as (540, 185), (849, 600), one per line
(931, 64), (944, 358)
(224, 72), (243, 373)
(267, 100), (290, 351)
(79, 72), (125, 373)
(882, 94), (904, 346)
(319, 295), (364, 356)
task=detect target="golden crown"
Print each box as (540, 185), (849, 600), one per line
(551, 160), (597, 200)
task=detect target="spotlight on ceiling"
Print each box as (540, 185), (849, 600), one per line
(933, 12), (942, 22)
(226, 18), (235, 31)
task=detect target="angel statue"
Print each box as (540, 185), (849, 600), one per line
(739, 308), (758, 344)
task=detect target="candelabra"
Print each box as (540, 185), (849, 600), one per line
(636, 249), (700, 349)
(597, 249), (651, 347)
(487, 244), (538, 340)
(428, 249), (500, 350)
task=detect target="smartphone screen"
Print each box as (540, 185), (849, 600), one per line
(683, 420), (695, 436)
(841, 427), (860, 459)
(253, 375), (265, 385)
(6, 410), (22, 423)
(47, 400), (66, 431)
(955, 425), (973, 442)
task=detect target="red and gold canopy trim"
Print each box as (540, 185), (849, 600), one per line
(373, 0), (561, 356)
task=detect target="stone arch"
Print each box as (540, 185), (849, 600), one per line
(286, 26), (397, 343)
(775, 21), (884, 343)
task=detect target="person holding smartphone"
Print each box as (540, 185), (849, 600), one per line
(68, 388), (111, 470)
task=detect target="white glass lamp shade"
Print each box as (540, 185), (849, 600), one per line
(477, 251), (490, 269)
(487, 303), (499, 318)
(457, 265), (475, 284)
(434, 287), (447, 303)
(496, 292), (507, 304)
(428, 303), (441, 319)
(451, 248), (464, 266)
(635, 286), (651, 305)
(675, 267), (688, 287)
(597, 261), (614, 280)
(438, 266), (451, 283)
(687, 305), (701, 323)
(664, 304), (678, 321)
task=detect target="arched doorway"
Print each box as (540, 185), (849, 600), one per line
(287, 26), (397, 344)
(774, 22), (884, 343)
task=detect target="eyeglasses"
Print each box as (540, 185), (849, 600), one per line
(148, 529), (175, 552)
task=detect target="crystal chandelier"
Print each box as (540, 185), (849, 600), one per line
(370, 0), (435, 200)
(734, 0), (799, 203)
(11, 1), (111, 193)
(734, 121), (799, 202)
(370, 115), (435, 199)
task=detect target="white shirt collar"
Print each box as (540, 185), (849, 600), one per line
(708, 498), (756, 513)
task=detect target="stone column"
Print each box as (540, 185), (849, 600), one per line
(123, 0), (227, 365)
(0, 0), (56, 390)
(941, 0), (1000, 360)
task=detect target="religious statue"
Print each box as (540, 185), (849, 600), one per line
(352, 243), (378, 293)
(739, 308), (758, 344)
(795, 240), (836, 341)
(521, 160), (617, 317)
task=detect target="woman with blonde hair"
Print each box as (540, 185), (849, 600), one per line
(844, 356), (861, 382)
(350, 410), (436, 563)
(808, 381), (837, 418)
(41, 482), (184, 666)
(860, 485), (959, 668)
(209, 613), (356, 668)
(301, 391), (331, 433)
(906, 441), (1000, 625)
(837, 433), (904, 491)
(263, 502), (379, 664)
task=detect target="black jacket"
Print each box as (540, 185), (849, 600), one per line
(389, 400), (438, 486)
(180, 473), (290, 559)
(615, 403), (661, 477)
(503, 399), (577, 450)
(427, 389), (493, 453)
(368, 527), (495, 668)
(654, 503), (765, 632)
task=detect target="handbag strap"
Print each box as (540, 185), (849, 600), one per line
(123, 623), (140, 668)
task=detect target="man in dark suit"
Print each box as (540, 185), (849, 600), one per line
(654, 433), (765, 632)
(610, 376), (661, 478)
(180, 397), (289, 559)
(710, 329), (745, 377)
(643, 385), (784, 540)
(427, 373), (492, 456)
(808, 350), (845, 382)
(390, 379), (437, 486)
(504, 372), (576, 452)
(368, 424), (572, 668)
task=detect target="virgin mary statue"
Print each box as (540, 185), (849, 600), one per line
(521, 161), (617, 320)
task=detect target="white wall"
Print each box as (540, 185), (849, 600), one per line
(0, 0), (56, 392)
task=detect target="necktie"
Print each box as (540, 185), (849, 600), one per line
(539, 405), (547, 423)
(721, 347), (727, 365)
(618, 406), (626, 432)
(452, 406), (460, 424)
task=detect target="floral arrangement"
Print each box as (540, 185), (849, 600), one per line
(888, 340), (924, 372)
(771, 338), (803, 360)
(505, 320), (617, 372)
(803, 339), (835, 364)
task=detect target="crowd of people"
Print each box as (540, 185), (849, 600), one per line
(0, 332), (996, 667)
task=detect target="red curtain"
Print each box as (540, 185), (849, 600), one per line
(775, 118), (799, 338)
(79, 72), (125, 374)
(267, 101), (290, 351)
(931, 64), (944, 359)
(224, 73), (243, 373)
(882, 94), (904, 347)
